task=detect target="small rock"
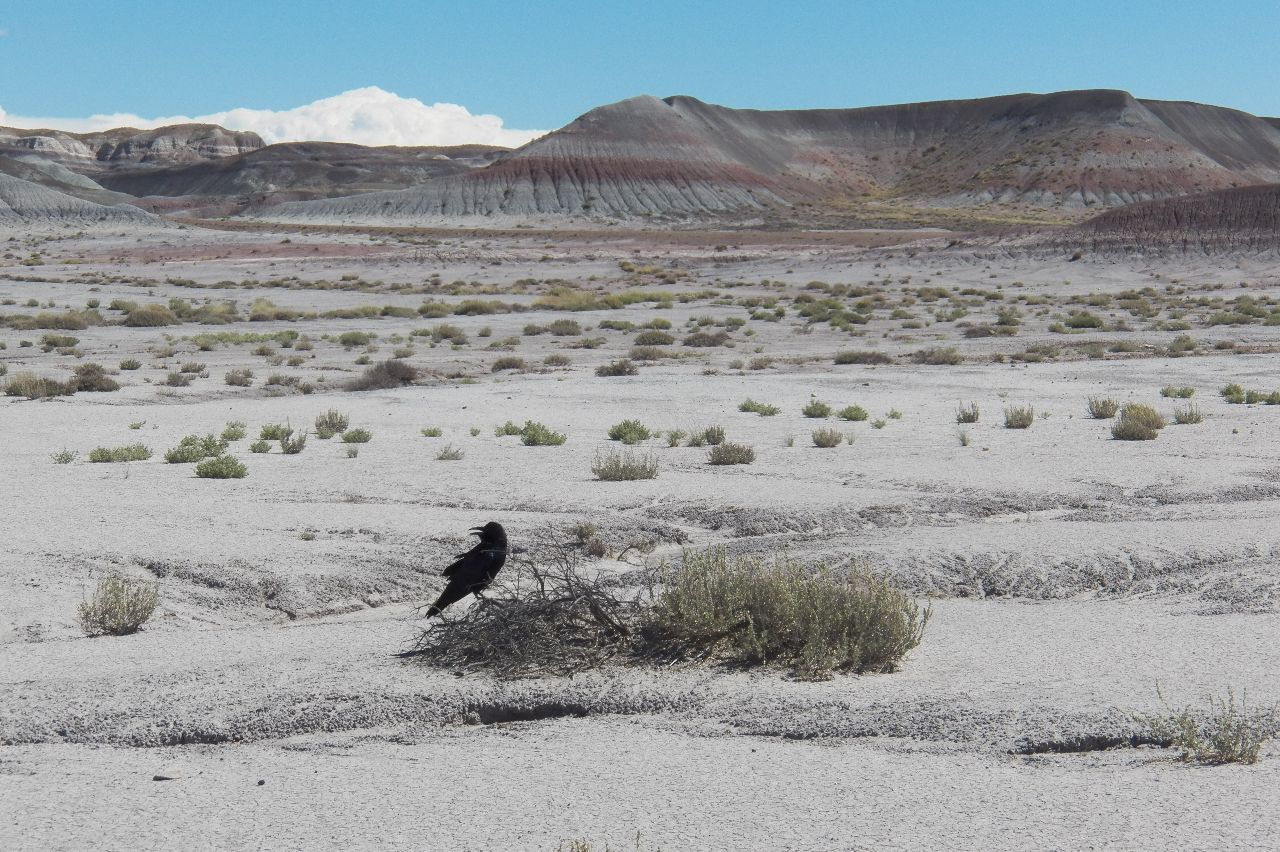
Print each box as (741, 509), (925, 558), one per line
(257, 779), (265, 786)
(152, 775), (176, 782)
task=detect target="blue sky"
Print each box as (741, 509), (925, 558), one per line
(2, 1), (1278, 143)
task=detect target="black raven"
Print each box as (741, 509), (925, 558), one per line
(423, 522), (508, 617)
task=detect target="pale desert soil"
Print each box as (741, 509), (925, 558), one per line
(2, 223), (1279, 850)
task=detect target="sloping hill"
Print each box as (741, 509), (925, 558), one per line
(1075, 183), (1280, 252)
(0, 172), (157, 225)
(264, 89), (1280, 224)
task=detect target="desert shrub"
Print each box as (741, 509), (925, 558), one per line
(834, 350), (892, 365)
(811, 428), (843, 448)
(887, 408), (903, 420)
(224, 368), (254, 387)
(436, 444), (465, 461)
(221, 421), (247, 442)
(634, 330), (675, 346)
(521, 421), (567, 446)
(72, 363), (119, 392)
(1003, 405), (1034, 429)
(665, 429), (687, 447)
(683, 330), (730, 347)
(119, 358), (142, 371)
(314, 410), (348, 438)
(955, 402), (980, 424)
(837, 405), (868, 422)
(421, 426), (444, 438)
(647, 549), (929, 679)
(347, 359), (418, 391)
(1112, 404), (1165, 440)
(1065, 311), (1104, 329)
(1135, 687), (1277, 765)
(40, 333), (79, 351)
(341, 428), (372, 444)
(1168, 334), (1198, 353)
(1173, 403), (1204, 425)
(51, 448), (78, 464)
(595, 359), (638, 377)
(195, 455), (248, 478)
(607, 419), (652, 444)
(180, 362), (205, 374)
(338, 330), (375, 347)
(260, 423), (293, 441)
(164, 434), (227, 463)
(77, 574), (159, 636)
(592, 447), (659, 481)
(739, 398), (780, 416)
(5, 372), (75, 399)
(1087, 397), (1120, 419)
(1161, 386), (1195, 398)
(547, 318), (582, 336)
(280, 431), (307, 454)
(164, 372), (192, 387)
(495, 421), (523, 437)
(629, 346), (673, 361)
(911, 347), (963, 366)
(88, 443), (152, 463)
(491, 356), (526, 372)
(708, 442), (754, 465)
(124, 304), (180, 327)
(702, 425), (726, 445)
(802, 399), (832, 418)
(543, 353), (571, 367)
(249, 440), (270, 453)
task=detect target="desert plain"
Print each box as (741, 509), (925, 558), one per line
(2, 220), (1279, 850)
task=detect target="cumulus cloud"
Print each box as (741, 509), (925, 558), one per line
(0, 87), (546, 148)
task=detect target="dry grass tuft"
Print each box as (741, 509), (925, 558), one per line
(592, 447), (659, 481)
(78, 574), (159, 636)
(1003, 405), (1034, 429)
(1087, 396), (1120, 419)
(347, 359), (418, 391)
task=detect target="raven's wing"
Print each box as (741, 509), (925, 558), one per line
(441, 547), (477, 578)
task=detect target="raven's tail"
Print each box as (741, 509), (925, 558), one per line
(423, 582), (469, 618)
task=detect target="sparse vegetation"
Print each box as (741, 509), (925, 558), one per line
(707, 442), (754, 465)
(802, 399), (832, 418)
(195, 455), (248, 478)
(1135, 686), (1276, 765)
(595, 359), (638, 377)
(119, 358), (142, 371)
(421, 426), (444, 438)
(520, 421), (567, 446)
(5, 371), (75, 399)
(249, 440), (270, 453)
(1174, 403), (1204, 425)
(592, 447), (659, 480)
(314, 410), (349, 438)
(221, 421), (247, 442)
(491, 356), (526, 372)
(648, 549), (929, 679)
(1161, 386), (1196, 399)
(811, 428), (843, 448)
(837, 405), (868, 422)
(607, 419), (652, 444)
(1112, 403), (1166, 440)
(1087, 397), (1120, 419)
(347, 359), (418, 391)
(955, 403), (980, 424)
(88, 443), (152, 463)
(224, 368), (254, 387)
(77, 574), (159, 636)
(341, 428), (373, 444)
(834, 350), (892, 365)
(164, 434), (228, 463)
(739, 398), (780, 416)
(1003, 405), (1035, 429)
(911, 347), (963, 366)
(51, 448), (77, 464)
(436, 444), (465, 461)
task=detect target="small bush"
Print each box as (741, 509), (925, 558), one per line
(607, 419), (652, 444)
(436, 444), (465, 461)
(338, 330), (375, 347)
(634, 330), (675, 346)
(707, 443), (754, 465)
(119, 358), (142, 371)
(51, 448), (78, 464)
(739, 399), (780, 416)
(665, 429), (687, 447)
(702, 425), (726, 446)
(341, 428), (373, 444)
(260, 423), (293, 441)
(491, 356), (526, 372)
(1087, 397), (1120, 419)
(195, 455), (248, 478)
(221, 422), (247, 442)
(1003, 406), (1034, 429)
(1135, 686), (1276, 765)
(1119, 403), (1166, 431)
(164, 372), (192, 387)
(547, 319), (582, 336)
(595, 359), (638, 377)
(421, 426), (444, 438)
(179, 362), (205, 374)
(521, 421), (567, 446)
(592, 447), (659, 481)
(164, 434), (227, 463)
(911, 347), (963, 366)
(314, 410), (349, 438)
(837, 405), (868, 422)
(72, 363), (119, 392)
(88, 443), (152, 463)
(77, 575), (159, 636)
(543, 353), (571, 367)
(1161, 386), (1195, 399)
(495, 420), (523, 436)
(834, 350), (892, 365)
(811, 428), (843, 448)
(124, 304), (179, 327)
(249, 440), (270, 453)
(648, 549), (929, 679)
(280, 431), (307, 454)
(5, 372), (75, 399)
(802, 399), (832, 418)
(347, 359), (418, 391)
(224, 368), (254, 387)
(1112, 404), (1165, 440)
(955, 403), (980, 424)
(1173, 403), (1204, 425)
(683, 330), (730, 347)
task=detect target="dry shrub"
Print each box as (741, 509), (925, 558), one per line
(124, 304), (180, 327)
(646, 549), (929, 680)
(1112, 403), (1166, 440)
(1174, 403), (1204, 425)
(5, 371), (75, 399)
(592, 447), (658, 480)
(595, 359), (638, 377)
(78, 574), (159, 636)
(1003, 405), (1034, 429)
(707, 442), (754, 465)
(347, 359), (419, 391)
(73, 363), (119, 392)
(405, 531), (640, 678)
(1135, 686), (1277, 765)
(911, 347), (963, 366)
(811, 428), (843, 448)
(1087, 396), (1120, 419)
(834, 350), (892, 365)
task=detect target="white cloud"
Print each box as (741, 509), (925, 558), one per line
(0, 87), (546, 148)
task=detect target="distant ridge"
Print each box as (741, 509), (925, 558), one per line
(263, 89), (1280, 224)
(0, 172), (157, 225)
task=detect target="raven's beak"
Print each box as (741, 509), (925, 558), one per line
(469, 526), (484, 535)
